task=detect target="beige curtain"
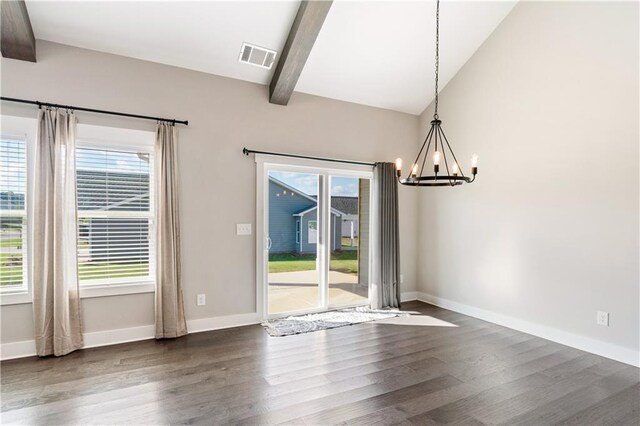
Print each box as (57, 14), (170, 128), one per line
(155, 123), (187, 338)
(33, 109), (83, 356)
(370, 162), (401, 309)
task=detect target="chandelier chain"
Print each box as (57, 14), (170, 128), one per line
(433, 0), (440, 120)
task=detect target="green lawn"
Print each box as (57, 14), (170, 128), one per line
(269, 250), (357, 274)
(0, 252), (23, 286)
(0, 238), (22, 248)
(78, 263), (149, 281)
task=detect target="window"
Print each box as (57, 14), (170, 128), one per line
(308, 220), (317, 244)
(0, 136), (28, 294)
(75, 125), (155, 290)
(295, 219), (301, 244)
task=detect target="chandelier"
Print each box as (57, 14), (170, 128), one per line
(397, 0), (478, 187)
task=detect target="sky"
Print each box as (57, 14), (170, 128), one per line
(269, 171), (359, 197)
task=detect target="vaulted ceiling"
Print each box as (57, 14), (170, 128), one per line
(24, 1), (516, 115)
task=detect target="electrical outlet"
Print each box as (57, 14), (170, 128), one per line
(236, 224), (252, 235)
(597, 311), (609, 326)
(400, 274), (404, 284)
(197, 294), (206, 306)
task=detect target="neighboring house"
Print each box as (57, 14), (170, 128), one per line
(332, 196), (359, 244)
(269, 176), (349, 254)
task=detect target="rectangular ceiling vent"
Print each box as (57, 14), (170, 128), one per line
(239, 42), (277, 70)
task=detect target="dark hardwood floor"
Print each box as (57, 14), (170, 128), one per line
(1, 301), (638, 425)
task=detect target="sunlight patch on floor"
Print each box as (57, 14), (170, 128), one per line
(375, 315), (458, 327)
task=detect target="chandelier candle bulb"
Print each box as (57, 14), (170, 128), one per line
(433, 151), (441, 173)
(395, 158), (403, 177)
(452, 163), (459, 176)
(471, 154), (478, 175)
(411, 164), (418, 178)
(433, 151), (441, 165)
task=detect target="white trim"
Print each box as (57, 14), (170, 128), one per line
(0, 312), (261, 361)
(0, 115), (37, 301)
(79, 282), (155, 298)
(415, 292), (640, 368)
(187, 312), (261, 334)
(400, 291), (418, 302)
(0, 292), (31, 305)
(0, 340), (37, 360)
(76, 123), (154, 152)
(83, 324), (156, 348)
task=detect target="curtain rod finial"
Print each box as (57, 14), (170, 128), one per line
(243, 148), (250, 156)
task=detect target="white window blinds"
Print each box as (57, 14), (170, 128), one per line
(0, 137), (28, 292)
(76, 147), (155, 285)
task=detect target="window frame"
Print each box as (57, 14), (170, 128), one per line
(0, 116), (36, 306)
(75, 124), (156, 299)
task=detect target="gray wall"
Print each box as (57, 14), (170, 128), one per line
(416, 1), (639, 353)
(0, 41), (420, 344)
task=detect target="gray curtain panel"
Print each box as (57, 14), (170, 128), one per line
(371, 162), (401, 309)
(33, 109), (83, 356)
(154, 123), (187, 338)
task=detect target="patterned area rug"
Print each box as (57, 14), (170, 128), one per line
(261, 307), (408, 337)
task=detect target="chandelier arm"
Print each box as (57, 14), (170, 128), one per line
(418, 125), (435, 179)
(408, 124), (434, 179)
(437, 126), (454, 186)
(419, 124), (435, 178)
(438, 125), (467, 178)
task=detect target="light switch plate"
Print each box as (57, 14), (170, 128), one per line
(236, 224), (252, 235)
(197, 294), (206, 306)
(597, 311), (609, 326)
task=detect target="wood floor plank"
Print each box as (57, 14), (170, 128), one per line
(1, 301), (637, 425)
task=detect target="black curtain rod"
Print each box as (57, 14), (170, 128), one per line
(243, 148), (376, 167)
(0, 96), (188, 126)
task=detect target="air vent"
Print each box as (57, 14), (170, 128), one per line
(239, 42), (277, 70)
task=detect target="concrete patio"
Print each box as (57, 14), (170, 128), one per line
(268, 270), (368, 315)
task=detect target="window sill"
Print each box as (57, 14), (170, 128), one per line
(0, 292), (31, 306)
(0, 283), (155, 305)
(80, 282), (155, 299)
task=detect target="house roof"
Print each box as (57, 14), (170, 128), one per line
(330, 196), (358, 215)
(293, 205), (344, 217)
(269, 176), (317, 204)
(77, 169), (150, 211)
(0, 169), (150, 212)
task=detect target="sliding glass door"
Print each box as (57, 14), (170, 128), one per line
(266, 170), (321, 315)
(261, 162), (372, 318)
(328, 176), (370, 308)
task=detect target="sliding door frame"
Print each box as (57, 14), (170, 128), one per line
(255, 155), (374, 320)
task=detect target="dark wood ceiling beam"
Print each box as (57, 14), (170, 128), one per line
(269, 0), (332, 105)
(1, 0), (36, 62)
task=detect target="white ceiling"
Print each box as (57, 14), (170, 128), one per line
(26, 1), (516, 115)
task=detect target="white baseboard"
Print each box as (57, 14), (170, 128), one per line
(82, 325), (156, 349)
(1, 312), (261, 361)
(401, 291), (418, 302)
(415, 292), (640, 368)
(187, 312), (261, 334)
(0, 340), (37, 361)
